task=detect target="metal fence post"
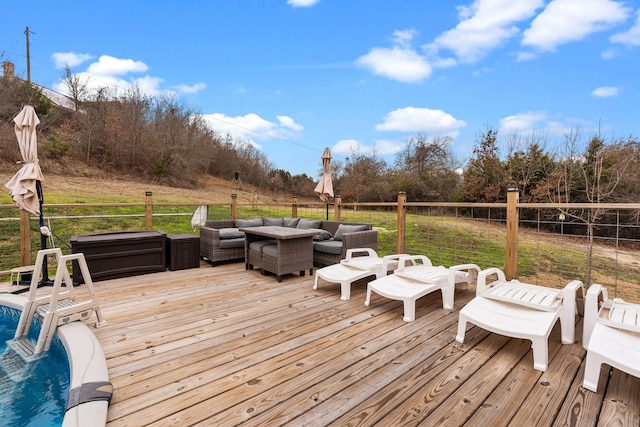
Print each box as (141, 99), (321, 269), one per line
(145, 191), (153, 231)
(397, 192), (406, 254)
(506, 186), (519, 280)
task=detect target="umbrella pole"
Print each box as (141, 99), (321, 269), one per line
(36, 180), (52, 286)
(326, 203), (329, 220)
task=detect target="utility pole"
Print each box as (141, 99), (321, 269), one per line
(25, 26), (34, 83)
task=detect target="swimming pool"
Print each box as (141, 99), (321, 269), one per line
(0, 302), (69, 426)
(0, 294), (111, 427)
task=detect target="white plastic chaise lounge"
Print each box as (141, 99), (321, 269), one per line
(582, 284), (640, 392)
(313, 248), (407, 300)
(456, 267), (583, 371)
(365, 255), (481, 322)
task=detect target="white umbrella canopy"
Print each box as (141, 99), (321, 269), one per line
(5, 105), (44, 215)
(314, 147), (334, 203)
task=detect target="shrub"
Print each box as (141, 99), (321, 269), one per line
(42, 132), (70, 159)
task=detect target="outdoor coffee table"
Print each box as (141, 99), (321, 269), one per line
(240, 226), (319, 282)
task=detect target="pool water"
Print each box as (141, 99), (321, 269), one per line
(0, 304), (70, 427)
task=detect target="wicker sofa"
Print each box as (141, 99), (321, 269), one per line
(199, 217), (377, 267)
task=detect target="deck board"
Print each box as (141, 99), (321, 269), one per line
(24, 261), (638, 426)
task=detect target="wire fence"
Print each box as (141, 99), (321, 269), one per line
(1, 198), (639, 301)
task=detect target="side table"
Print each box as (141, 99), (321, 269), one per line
(167, 234), (200, 271)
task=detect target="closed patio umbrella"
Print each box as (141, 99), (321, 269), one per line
(314, 147), (334, 219)
(5, 105), (51, 284)
(5, 105), (43, 215)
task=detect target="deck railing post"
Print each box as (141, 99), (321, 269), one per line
(231, 194), (238, 220)
(20, 210), (31, 265)
(334, 195), (341, 221)
(506, 186), (519, 280)
(397, 192), (406, 254)
(145, 192), (153, 231)
(292, 196), (298, 218)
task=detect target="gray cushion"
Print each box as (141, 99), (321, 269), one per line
(312, 229), (332, 241)
(249, 240), (277, 252)
(235, 218), (263, 228)
(283, 217), (300, 228)
(297, 218), (322, 230)
(218, 237), (245, 248)
(313, 240), (343, 255)
(218, 228), (245, 240)
(262, 217), (284, 226)
(333, 224), (368, 241)
(262, 244), (278, 258)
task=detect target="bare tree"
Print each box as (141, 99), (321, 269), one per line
(61, 65), (89, 111)
(394, 134), (461, 201)
(544, 129), (635, 285)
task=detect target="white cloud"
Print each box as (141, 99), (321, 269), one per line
(135, 75), (169, 96)
(391, 29), (419, 48)
(499, 111), (548, 132)
(202, 113), (303, 144)
(356, 46), (431, 83)
(172, 82), (207, 94)
(591, 86), (619, 97)
(610, 10), (640, 46)
(522, 0), (631, 51)
(333, 139), (363, 155)
(375, 107), (466, 135)
(515, 51), (537, 61)
(52, 54), (206, 98)
(277, 115), (304, 131)
(373, 139), (405, 155)
(53, 71), (171, 97)
(427, 0), (544, 63)
(332, 138), (404, 157)
(287, 0), (319, 7)
(498, 111), (589, 137)
(86, 55), (149, 76)
(51, 52), (93, 69)
(356, 28), (431, 83)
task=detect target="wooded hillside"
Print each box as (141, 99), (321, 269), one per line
(2, 73), (639, 206)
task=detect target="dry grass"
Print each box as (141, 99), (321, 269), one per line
(0, 171), (315, 205)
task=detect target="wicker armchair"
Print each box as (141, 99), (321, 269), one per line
(199, 220), (245, 265)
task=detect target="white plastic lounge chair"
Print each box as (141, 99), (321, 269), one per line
(313, 248), (406, 300)
(456, 267), (583, 371)
(365, 255), (480, 322)
(582, 284), (640, 392)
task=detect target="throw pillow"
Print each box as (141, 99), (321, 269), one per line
(297, 218), (322, 230)
(262, 217), (284, 226)
(333, 224), (368, 241)
(313, 229), (333, 241)
(283, 217), (301, 228)
(218, 228), (245, 239)
(235, 218), (263, 228)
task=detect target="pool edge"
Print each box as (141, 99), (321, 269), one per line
(0, 294), (110, 427)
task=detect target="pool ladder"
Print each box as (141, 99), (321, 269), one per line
(7, 248), (108, 363)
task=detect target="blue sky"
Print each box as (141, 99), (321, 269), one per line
(2, 0), (640, 177)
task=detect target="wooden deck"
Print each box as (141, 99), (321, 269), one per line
(80, 263), (639, 426)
